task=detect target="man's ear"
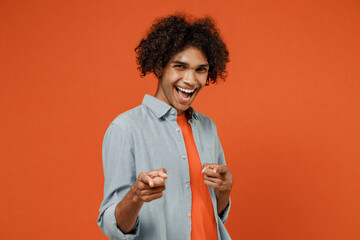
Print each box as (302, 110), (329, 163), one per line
(154, 67), (162, 79)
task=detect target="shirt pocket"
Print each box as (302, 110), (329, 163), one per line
(199, 147), (217, 165)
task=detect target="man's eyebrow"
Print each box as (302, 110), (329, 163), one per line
(171, 60), (209, 68)
(171, 60), (189, 66)
(197, 64), (210, 68)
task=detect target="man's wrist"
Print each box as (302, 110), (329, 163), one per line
(129, 185), (144, 205)
(216, 189), (230, 214)
(216, 189), (231, 199)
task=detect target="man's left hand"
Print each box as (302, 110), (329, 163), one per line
(202, 163), (233, 214)
(202, 163), (233, 193)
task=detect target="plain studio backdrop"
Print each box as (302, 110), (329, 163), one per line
(1, 0), (359, 239)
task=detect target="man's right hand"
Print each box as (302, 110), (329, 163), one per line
(131, 168), (168, 203)
(115, 168), (168, 233)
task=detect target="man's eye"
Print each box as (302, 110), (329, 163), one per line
(197, 67), (208, 72)
(174, 65), (185, 69)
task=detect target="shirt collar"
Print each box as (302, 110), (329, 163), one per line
(142, 94), (198, 119)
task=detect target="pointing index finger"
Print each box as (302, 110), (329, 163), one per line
(149, 170), (168, 179)
(140, 173), (155, 187)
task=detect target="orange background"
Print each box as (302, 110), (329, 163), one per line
(1, 0), (359, 239)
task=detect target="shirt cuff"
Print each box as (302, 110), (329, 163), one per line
(103, 203), (140, 240)
(218, 197), (231, 223)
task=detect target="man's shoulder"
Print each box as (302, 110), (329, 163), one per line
(193, 110), (217, 130)
(111, 104), (148, 128)
(194, 110), (216, 124)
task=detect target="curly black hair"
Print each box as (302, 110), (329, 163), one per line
(135, 14), (229, 84)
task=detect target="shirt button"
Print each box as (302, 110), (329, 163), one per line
(176, 128), (181, 133)
(187, 213), (191, 217)
(181, 155), (186, 160)
(171, 110), (175, 115)
(185, 183), (190, 188)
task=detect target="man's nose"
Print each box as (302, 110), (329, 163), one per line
(183, 70), (196, 85)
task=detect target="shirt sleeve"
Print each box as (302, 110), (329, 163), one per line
(97, 122), (140, 240)
(218, 198), (231, 223)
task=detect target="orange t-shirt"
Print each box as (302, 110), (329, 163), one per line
(177, 114), (218, 240)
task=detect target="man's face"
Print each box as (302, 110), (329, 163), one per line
(154, 47), (209, 115)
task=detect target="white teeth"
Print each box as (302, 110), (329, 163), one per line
(176, 86), (195, 93)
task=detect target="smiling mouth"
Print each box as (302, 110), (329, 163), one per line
(175, 86), (195, 101)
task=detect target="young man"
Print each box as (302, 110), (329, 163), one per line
(98, 15), (233, 240)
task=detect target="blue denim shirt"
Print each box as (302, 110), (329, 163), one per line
(98, 95), (231, 240)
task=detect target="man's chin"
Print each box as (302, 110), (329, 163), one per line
(172, 97), (195, 114)
(173, 104), (188, 115)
